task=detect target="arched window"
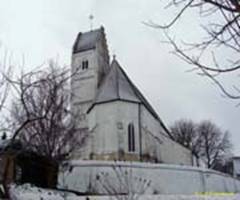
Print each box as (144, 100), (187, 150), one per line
(128, 123), (135, 152)
(82, 60), (89, 70)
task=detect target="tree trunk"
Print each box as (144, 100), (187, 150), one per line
(2, 157), (11, 198)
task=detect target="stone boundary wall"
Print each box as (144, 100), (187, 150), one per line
(58, 160), (240, 194)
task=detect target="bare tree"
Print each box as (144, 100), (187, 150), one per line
(170, 119), (202, 166)
(96, 163), (151, 200)
(9, 62), (87, 161)
(147, 0), (240, 99)
(0, 51), (12, 134)
(208, 155), (233, 176)
(197, 120), (232, 169)
(170, 119), (232, 169)
(0, 52), (15, 198)
(0, 62), (86, 198)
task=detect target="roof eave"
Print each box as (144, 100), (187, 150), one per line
(87, 99), (141, 114)
(73, 46), (96, 54)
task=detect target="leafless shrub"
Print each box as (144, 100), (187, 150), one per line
(96, 163), (151, 200)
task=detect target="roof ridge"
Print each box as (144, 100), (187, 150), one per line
(87, 59), (170, 134)
(117, 65), (159, 118)
(94, 63), (115, 100)
(116, 66), (170, 133)
(116, 62), (120, 99)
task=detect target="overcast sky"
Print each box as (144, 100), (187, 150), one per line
(0, 0), (239, 154)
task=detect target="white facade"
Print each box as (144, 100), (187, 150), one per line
(71, 27), (109, 118)
(71, 27), (193, 166)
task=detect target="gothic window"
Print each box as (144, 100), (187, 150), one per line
(128, 123), (135, 152)
(82, 60), (89, 70)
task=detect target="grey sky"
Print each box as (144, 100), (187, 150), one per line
(0, 0), (239, 154)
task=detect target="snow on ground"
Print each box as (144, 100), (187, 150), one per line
(9, 184), (77, 200)
(9, 184), (240, 200)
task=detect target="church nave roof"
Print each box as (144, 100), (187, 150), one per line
(88, 58), (169, 134)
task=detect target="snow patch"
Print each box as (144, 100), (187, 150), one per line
(9, 184), (77, 200)
(8, 184), (240, 200)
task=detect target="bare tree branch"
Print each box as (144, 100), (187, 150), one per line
(170, 119), (232, 169)
(9, 63), (87, 161)
(147, 0), (240, 100)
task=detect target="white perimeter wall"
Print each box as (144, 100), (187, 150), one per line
(58, 160), (240, 195)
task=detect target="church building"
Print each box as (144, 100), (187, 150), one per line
(71, 27), (193, 166)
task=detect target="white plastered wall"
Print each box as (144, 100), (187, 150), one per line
(88, 101), (140, 158)
(140, 105), (192, 165)
(71, 49), (99, 115)
(58, 160), (240, 194)
(87, 100), (192, 166)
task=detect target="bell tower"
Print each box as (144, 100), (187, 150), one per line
(71, 27), (110, 125)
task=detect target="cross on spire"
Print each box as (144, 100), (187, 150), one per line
(89, 14), (94, 31)
(112, 49), (116, 61)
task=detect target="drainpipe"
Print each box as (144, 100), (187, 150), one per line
(138, 104), (142, 162)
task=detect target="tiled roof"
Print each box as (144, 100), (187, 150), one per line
(89, 59), (169, 134)
(94, 59), (141, 104)
(73, 27), (104, 53)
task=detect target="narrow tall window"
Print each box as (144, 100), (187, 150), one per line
(128, 123), (135, 152)
(82, 60), (89, 70)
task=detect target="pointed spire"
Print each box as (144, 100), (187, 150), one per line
(73, 27), (104, 53)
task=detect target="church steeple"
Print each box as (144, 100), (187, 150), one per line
(73, 26), (106, 54)
(71, 27), (110, 115)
